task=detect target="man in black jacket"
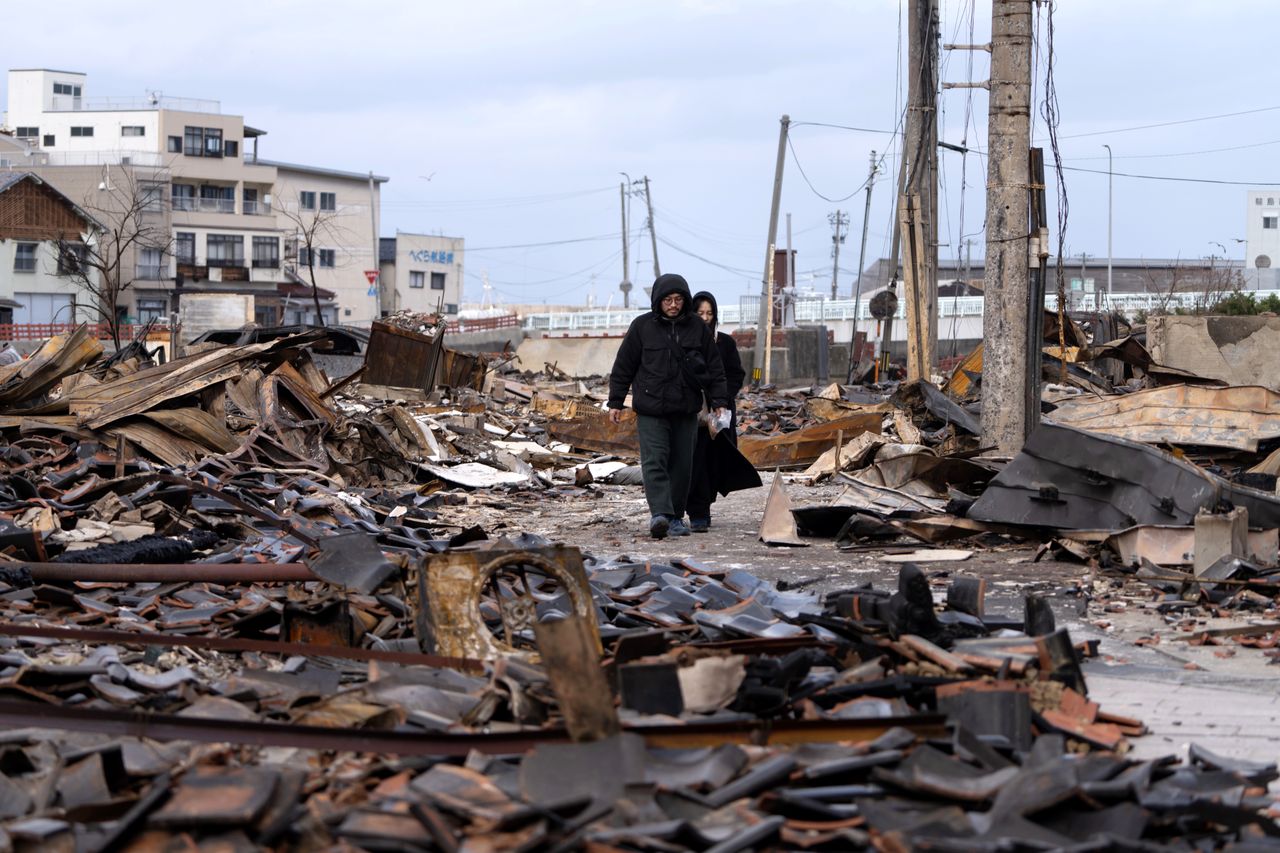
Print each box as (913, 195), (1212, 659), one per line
(608, 274), (730, 539)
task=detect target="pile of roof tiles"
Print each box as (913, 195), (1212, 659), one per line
(0, 541), (1270, 850)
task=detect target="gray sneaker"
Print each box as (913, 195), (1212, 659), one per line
(649, 515), (670, 539)
(669, 517), (691, 537)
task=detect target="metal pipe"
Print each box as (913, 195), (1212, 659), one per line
(26, 562), (317, 583)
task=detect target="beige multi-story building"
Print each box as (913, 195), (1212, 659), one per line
(378, 232), (465, 317)
(1, 68), (388, 329)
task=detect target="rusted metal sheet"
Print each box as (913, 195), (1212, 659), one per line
(1103, 524), (1279, 568)
(1050, 384), (1280, 451)
(416, 545), (600, 661)
(547, 407), (640, 456)
(739, 413), (882, 469)
(364, 320), (442, 391)
(0, 698), (947, 756)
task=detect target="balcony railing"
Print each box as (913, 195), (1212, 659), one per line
(50, 95), (220, 113)
(206, 257), (245, 268)
(171, 197), (197, 212)
(242, 200), (272, 216)
(135, 265), (165, 280)
(197, 197), (236, 214)
(251, 259), (280, 269)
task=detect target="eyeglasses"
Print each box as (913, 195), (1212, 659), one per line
(661, 294), (684, 304)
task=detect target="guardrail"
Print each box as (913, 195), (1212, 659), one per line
(445, 314), (522, 334)
(0, 323), (170, 342)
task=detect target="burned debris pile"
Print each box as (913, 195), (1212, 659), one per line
(0, 321), (1274, 848)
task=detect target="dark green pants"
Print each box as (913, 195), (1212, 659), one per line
(637, 412), (699, 519)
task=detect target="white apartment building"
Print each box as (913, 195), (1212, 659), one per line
(1246, 189), (1280, 271)
(378, 232), (465, 317)
(2, 68), (388, 328)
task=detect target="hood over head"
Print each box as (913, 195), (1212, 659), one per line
(691, 290), (719, 330)
(650, 273), (693, 317)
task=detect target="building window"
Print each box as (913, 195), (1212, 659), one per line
(1265, 217), (1279, 230)
(121, 126), (145, 137)
(430, 272), (446, 290)
(136, 297), (168, 323)
(70, 126), (93, 137)
(171, 184), (196, 211)
(57, 243), (87, 275)
(15, 127), (37, 138)
(167, 136), (181, 153)
(320, 192), (336, 211)
(206, 234), (244, 267)
(444, 303), (458, 315)
(299, 191), (316, 211)
(1270, 198), (1277, 206)
(203, 127), (222, 158)
(409, 271), (425, 288)
(137, 248), (165, 279)
(224, 140), (238, 158)
(14, 244), (37, 273)
(252, 236), (279, 268)
(1258, 198), (1265, 206)
(42, 135), (54, 148)
(199, 185), (234, 213)
(318, 249), (336, 268)
(140, 182), (165, 213)
(184, 126), (203, 156)
(53, 83), (81, 96)
(175, 233), (195, 264)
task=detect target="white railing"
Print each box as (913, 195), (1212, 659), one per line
(50, 95), (220, 113)
(197, 197), (235, 214)
(9, 150), (165, 168)
(135, 265), (165, 280)
(522, 289), (1280, 332)
(242, 200), (272, 216)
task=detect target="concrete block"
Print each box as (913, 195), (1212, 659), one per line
(1148, 315), (1280, 390)
(1194, 506), (1249, 576)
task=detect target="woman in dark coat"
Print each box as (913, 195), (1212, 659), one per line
(686, 291), (746, 531)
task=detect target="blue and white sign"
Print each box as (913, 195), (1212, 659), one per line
(409, 250), (455, 265)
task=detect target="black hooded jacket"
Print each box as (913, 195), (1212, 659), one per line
(691, 290), (746, 410)
(608, 274), (729, 415)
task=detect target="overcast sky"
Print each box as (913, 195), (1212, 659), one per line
(5, 0), (1277, 309)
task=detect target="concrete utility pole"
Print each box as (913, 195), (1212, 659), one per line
(845, 151), (878, 382)
(753, 115), (791, 384)
(901, 0), (940, 379)
(980, 0), (1034, 454)
(618, 180), (632, 308)
(828, 210), (848, 300)
(1103, 144), (1113, 307)
(643, 175), (660, 280)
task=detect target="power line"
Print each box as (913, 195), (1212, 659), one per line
(1050, 104), (1280, 141)
(790, 120), (901, 135)
(655, 236), (757, 277)
(465, 233), (623, 252)
(1061, 165), (1280, 186)
(1064, 138), (1280, 161)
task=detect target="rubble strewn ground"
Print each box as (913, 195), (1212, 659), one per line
(0, 319), (1277, 849)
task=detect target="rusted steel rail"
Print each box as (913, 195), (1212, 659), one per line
(0, 621), (486, 673)
(0, 700), (947, 756)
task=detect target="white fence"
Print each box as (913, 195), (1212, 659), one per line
(522, 290), (1266, 333)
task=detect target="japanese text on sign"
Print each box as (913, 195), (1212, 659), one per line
(409, 250), (455, 264)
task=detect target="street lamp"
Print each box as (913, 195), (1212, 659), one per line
(1103, 144), (1113, 307)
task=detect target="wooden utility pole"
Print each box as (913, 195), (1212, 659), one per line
(643, 176), (660, 280)
(845, 151), (878, 383)
(980, 0), (1034, 453)
(901, 0), (939, 380)
(753, 115), (790, 384)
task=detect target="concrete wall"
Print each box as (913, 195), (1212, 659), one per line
(514, 337), (624, 378)
(1148, 315), (1280, 389)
